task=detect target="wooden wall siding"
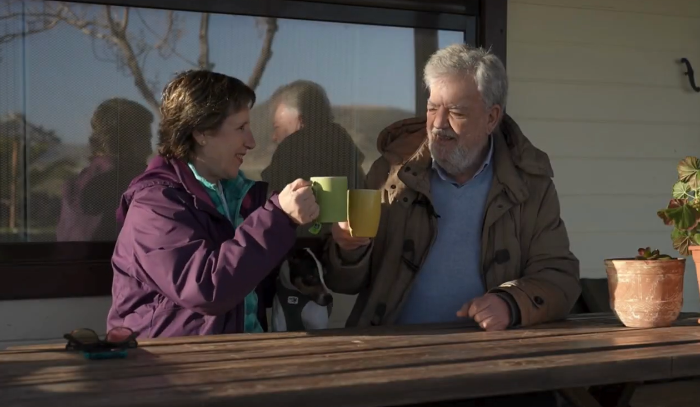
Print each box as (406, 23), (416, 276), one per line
(506, 0), (700, 311)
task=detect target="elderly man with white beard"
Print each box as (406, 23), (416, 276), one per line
(322, 44), (581, 406)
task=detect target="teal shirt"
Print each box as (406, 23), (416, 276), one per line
(187, 163), (263, 334)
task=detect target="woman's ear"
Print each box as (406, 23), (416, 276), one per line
(193, 130), (207, 147)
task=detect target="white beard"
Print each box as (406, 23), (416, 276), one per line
(429, 138), (479, 176)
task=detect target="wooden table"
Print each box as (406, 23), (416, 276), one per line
(2, 313), (700, 407)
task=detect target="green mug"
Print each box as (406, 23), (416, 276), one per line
(310, 176), (348, 223)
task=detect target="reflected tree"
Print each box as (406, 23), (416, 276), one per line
(0, 1), (279, 235)
(0, 1), (279, 112)
(0, 113), (76, 232)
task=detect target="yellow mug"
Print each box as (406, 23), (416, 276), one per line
(347, 189), (382, 238)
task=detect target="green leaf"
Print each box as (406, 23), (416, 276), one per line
(693, 234), (700, 245)
(672, 229), (693, 256)
(635, 246), (673, 259)
(657, 199), (700, 230)
(677, 156), (700, 189)
(672, 181), (692, 199)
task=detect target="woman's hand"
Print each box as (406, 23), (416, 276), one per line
(332, 221), (371, 251)
(278, 179), (320, 225)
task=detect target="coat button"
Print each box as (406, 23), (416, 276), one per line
(390, 185), (396, 189)
(404, 167), (411, 172)
(534, 296), (544, 305)
(402, 197), (408, 202)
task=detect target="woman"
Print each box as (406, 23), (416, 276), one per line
(56, 98), (153, 242)
(107, 70), (319, 338)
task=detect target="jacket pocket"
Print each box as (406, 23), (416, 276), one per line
(484, 216), (521, 288)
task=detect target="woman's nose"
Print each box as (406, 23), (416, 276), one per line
(245, 130), (256, 150)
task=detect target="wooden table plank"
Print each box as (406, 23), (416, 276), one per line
(1, 330), (697, 390)
(0, 312), (648, 352)
(1, 314), (699, 407)
(4, 341), (700, 407)
(2, 315), (695, 375)
(5, 312), (690, 356)
(2, 327), (700, 385)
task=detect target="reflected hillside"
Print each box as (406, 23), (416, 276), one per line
(244, 102), (415, 180)
(0, 104), (415, 241)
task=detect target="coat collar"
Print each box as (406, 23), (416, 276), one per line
(382, 114), (551, 207)
(396, 131), (530, 206)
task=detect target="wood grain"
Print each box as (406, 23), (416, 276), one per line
(2, 314), (700, 407)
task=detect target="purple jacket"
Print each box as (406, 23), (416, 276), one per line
(56, 156), (121, 241)
(107, 156), (297, 338)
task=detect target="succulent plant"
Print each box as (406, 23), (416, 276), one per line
(635, 247), (673, 261)
(657, 156), (700, 256)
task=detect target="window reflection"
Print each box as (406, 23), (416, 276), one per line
(0, 0), (464, 242)
(56, 98), (153, 242)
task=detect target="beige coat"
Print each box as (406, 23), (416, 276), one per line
(324, 114), (581, 328)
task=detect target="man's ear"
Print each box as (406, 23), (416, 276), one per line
(486, 104), (502, 134)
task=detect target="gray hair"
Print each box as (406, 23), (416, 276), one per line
(423, 44), (508, 111)
(269, 80), (333, 123)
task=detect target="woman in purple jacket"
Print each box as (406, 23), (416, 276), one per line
(107, 70), (319, 338)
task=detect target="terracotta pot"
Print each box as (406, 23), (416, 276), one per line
(688, 246), (700, 299)
(604, 257), (685, 328)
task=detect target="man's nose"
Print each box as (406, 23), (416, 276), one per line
(432, 106), (449, 129)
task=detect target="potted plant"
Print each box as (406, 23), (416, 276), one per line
(657, 156), (700, 262)
(605, 248), (685, 328)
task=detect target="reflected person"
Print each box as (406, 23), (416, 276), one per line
(261, 80), (366, 196)
(107, 71), (319, 338)
(56, 98), (153, 241)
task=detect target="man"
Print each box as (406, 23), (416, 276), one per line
(324, 44), (580, 333)
(261, 80), (366, 195)
(269, 80), (334, 145)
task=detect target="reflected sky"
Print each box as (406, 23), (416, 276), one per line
(0, 2), (464, 144)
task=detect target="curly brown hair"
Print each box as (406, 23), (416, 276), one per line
(157, 70), (256, 160)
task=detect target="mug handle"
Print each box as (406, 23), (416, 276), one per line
(308, 181), (322, 235)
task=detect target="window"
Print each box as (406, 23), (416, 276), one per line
(0, 0), (482, 299)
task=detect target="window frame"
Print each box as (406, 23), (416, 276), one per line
(0, 0), (506, 300)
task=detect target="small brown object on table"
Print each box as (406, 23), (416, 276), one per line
(1, 313), (699, 407)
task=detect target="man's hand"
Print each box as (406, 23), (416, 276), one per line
(331, 221), (371, 251)
(457, 293), (511, 331)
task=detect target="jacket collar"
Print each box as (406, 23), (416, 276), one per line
(170, 159), (264, 221)
(398, 131), (529, 205)
(387, 114), (551, 206)
(167, 157), (220, 215)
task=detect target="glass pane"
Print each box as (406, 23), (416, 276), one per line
(0, 0), (466, 243)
